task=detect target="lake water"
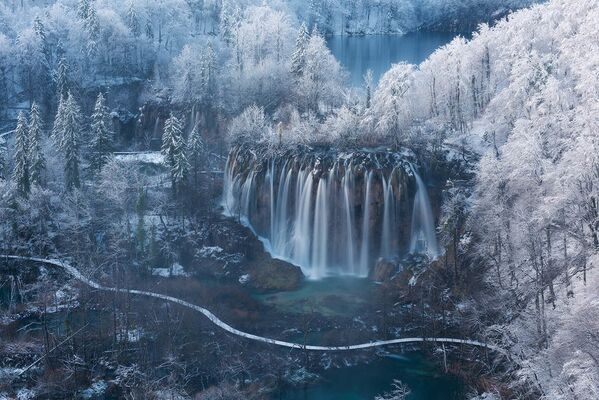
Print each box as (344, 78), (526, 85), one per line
(327, 32), (460, 86)
(278, 354), (464, 400)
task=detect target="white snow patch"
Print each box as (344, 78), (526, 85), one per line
(152, 263), (189, 278)
(238, 274), (250, 284)
(114, 152), (164, 165)
(81, 381), (108, 399)
(16, 389), (35, 400)
(116, 328), (143, 343)
(198, 246), (224, 258)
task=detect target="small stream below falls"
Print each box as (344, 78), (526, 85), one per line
(278, 354), (465, 400)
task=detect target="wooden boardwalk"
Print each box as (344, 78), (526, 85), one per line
(2, 255), (508, 355)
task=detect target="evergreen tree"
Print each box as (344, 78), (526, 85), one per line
(61, 93), (82, 191)
(0, 65), (8, 116)
(56, 57), (69, 100)
(187, 123), (205, 185)
(52, 94), (67, 148)
(219, 1), (238, 46)
(173, 134), (189, 190)
(161, 113), (186, 192)
(86, 5), (100, 60)
(126, 1), (141, 38)
(78, 0), (91, 20)
(290, 23), (310, 77)
(161, 113), (182, 168)
(0, 138), (7, 180)
(12, 112), (30, 195)
(28, 102), (46, 186)
(364, 69), (373, 109)
(88, 93), (113, 175)
(200, 44), (217, 105)
(33, 16), (50, 63)
(145, 19), (154, 40)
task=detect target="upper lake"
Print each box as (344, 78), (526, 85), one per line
(327, 32), (462, 86)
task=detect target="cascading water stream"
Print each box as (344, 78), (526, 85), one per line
(222, 148), (441, 279)
(409, 164), (441, 258)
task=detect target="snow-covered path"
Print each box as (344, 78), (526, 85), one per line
(1, 255), (508, 355)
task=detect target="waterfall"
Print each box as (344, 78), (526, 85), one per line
(223, 148), (440, 279)
(359, 171), (374, 276)
(381, 172), (397, 258)
(409, 165), (441, 258)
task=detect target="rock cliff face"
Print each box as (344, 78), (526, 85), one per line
(223, 145), (441, 279)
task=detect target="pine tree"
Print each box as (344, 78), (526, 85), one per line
(219, 0), (236, 46)
(291, 23), (310, 77)
(161, 113), (182, 168)
(0, 138), (7, 181)
(200, 44), (217, 105)
(173, 134), (189, 190)
(88, 93), (113, 175)
(86, 5), (100, 59)
(126, 1), (141, 38)
(56, 57), (69, 100)
(145, 19), (154, 40)
(52, 94), (67, 148)
(78, 0), (91, 20)
(28, 102), (46, 186)
(61, 93), (82, 191)
(33, 16), (50, 63)
(161, 113), (187, 192)
(364, 69), (374, 109)
(187, 123), (205, 185)
(12, 112), (30, 195)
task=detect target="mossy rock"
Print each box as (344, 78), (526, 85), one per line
(248, 258), (304, 292)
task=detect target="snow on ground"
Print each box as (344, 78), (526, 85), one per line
(198, 246), (224, 258)
(16, 389), (35, 400)
(113, 152), (165, 165)
(151, 262), (189, 278)
(81, 381), (108, 399)
(238, 274), (250, 284)
(116, 328), (144, 343)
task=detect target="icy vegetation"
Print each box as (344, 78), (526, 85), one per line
(0, 0), (597, 399)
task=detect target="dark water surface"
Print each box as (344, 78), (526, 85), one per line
(327, 32), (461, 86)
(279, 354), (464, 400)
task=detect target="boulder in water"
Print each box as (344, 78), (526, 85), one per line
(248, 258), (304, 292)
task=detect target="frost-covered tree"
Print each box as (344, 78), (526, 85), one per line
(28, 101), (45, 186)
(126, 1), (141, 38)
(85, 4), (100, 61)
(172, 134), (189, 191)
(290, 23), (310, 77)
(375, 379), (411, 400)
(369, 62), (415, 143)
(16, 27), (51, 104)
(219, 0), (239, 46)
(0, 136), (7, 180)
(187, 124), (205, 185)
(52, 94), (67, 149)
(12, 112), (30, 195)
(55, 57), (70, 100)
(364, 69), (373, 109)
(227, 105), (270, 145)
(295, 29), (345, 113)
(161, 113), (186, 192)
(60, 94), (82, 191)
(78, 0), (91, 20)
(172, 41), (218, 107)
(88, 93), (113, 176)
